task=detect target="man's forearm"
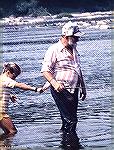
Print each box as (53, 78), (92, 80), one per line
(43, 71), (54, 82)
(43, 71), (64, 91)
(80, 70), (86, 88)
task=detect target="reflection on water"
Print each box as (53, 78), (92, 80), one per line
(0, 133), (15, 149)
(0, 23), (112, 149)
(60, 132), (82, 150)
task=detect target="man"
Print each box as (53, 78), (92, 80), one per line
(41, 21), (86, 133)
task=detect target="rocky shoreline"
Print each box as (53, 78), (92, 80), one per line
(0, 11), (113, 30)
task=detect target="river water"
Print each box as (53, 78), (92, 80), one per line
(0, 21), (112, 149)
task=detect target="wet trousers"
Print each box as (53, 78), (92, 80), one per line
(50, 86), (79, 133)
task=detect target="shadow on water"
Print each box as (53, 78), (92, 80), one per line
(0, 131), (83, 150)
(60, 131), (83, 150)
(0, 133), (15, 149)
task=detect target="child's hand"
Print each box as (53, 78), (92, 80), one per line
(10, 95), (17, 103)
(37, 88), (44, 94)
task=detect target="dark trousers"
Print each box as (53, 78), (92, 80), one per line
(50, 86), (79, 133)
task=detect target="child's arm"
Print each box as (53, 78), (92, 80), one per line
(15, 82), (38, 92)
(14, 81), (50, 93)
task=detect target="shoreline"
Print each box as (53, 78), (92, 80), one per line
(0, 11), (113, 29)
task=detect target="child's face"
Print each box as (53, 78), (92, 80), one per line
(7, 71), (17, 80)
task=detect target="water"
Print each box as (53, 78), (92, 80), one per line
(0, 23), (112, 149)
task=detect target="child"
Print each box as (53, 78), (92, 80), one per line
(0, 62), (42, 136)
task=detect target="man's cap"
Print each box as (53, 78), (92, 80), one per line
(62, 21), (84, 37)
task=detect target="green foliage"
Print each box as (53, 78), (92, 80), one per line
(15, 0), (49, 17)
(0, 0), (113, 18)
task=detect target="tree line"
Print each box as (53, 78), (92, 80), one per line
(0, 0), (113, 18)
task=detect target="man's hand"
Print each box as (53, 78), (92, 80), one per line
(50, 79), (64, 92)
(80, 87), (86, 101)
(10, 95), (17, 103)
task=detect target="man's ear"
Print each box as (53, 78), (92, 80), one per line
(62, 35), (66, 39)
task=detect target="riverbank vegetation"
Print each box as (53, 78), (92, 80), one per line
(0, 0), (113, 18)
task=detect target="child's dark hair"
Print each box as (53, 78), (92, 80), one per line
(3, 62), (21, 77)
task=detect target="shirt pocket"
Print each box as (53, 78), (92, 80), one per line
(57, 51), (73, 63)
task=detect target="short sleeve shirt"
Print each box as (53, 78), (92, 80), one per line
(41, 40), (81, 93)
(0, 74), (17, 114)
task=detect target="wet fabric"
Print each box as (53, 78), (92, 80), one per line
(50, 86), (79, 132)
(60, 131), (83, 150)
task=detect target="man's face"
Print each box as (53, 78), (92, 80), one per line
(61, 35), (80, 48)
(66, 36), (79, 47)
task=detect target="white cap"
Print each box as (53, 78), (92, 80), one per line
(62, 21), (84, 37)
